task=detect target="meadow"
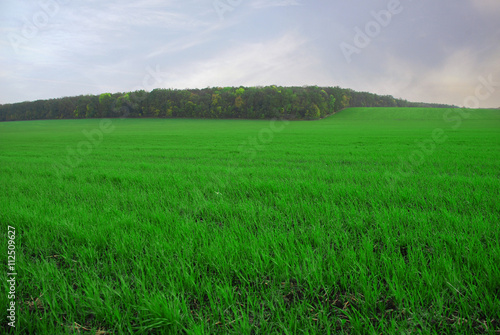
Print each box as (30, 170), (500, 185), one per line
(0, 107), (499, 334)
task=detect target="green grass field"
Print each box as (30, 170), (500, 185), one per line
(1, 107), (499, 334)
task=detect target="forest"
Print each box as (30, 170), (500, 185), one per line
(0, 86), (454, 122)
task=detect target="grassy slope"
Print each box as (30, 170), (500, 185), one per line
(0, 108), (499, 334)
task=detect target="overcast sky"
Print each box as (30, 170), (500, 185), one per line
(1, 0), (499, 108)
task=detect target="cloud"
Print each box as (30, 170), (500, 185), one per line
(374, 48), (500, 107)
(159, 32), (325, 89)
(469, 0), (500, 14)
(1, 0), (499, 108)
(250, 0), (302, 9)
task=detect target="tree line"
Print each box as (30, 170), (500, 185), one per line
(0, 86), (455, 122)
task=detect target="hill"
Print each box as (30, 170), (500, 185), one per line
(0, 86), (455, 122)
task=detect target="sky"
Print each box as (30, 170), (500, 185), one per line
(0, 0), (499, 108)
